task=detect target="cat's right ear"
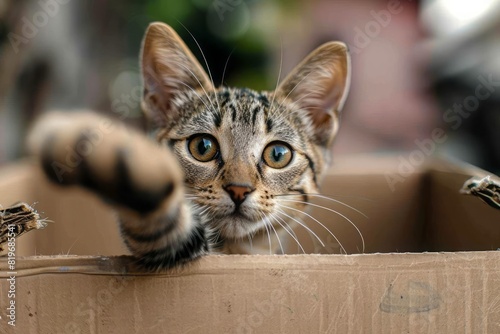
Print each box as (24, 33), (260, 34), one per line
(274, 42), (350, 147)
(141, 22), (214, 127)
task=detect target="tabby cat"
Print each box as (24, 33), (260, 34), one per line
(28, 22), (350, 270)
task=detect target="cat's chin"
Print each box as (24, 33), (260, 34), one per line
(209, 213), (265, 239)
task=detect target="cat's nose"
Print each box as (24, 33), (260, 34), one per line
(224, 184), (254, 206)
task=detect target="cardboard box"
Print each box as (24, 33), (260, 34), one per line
(1, 155), (500, 333)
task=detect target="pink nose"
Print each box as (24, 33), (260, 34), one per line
(224, 184), (254, 205)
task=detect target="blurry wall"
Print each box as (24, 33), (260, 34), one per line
(0, 0), (499, 174)
(0, 0), (269, 163)
(422, 0), (500, 173)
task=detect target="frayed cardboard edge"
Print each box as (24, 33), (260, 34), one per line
(0, 202), (49, 252)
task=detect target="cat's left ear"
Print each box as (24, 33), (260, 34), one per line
(275, 42), (351, 146)
(140, 22), (214, 128)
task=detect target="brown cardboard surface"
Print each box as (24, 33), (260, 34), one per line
(1, 155), (500, 333)
(1, 253), (500, 333)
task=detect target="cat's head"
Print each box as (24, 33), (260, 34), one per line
(140, 22), (350, 239)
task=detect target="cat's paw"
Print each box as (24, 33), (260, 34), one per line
(28, 111), (208, 270)
(27, 111), (184, 215)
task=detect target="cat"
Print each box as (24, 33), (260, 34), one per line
(28, 22), (351, 270)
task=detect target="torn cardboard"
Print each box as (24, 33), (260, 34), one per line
(461, 175), (500, 210)
(0, 203), (48, 253)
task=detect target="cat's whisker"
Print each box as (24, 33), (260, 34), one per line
(282, 91), (315, 112)
(189, 203), (203, 214)
(198, 206), (212, 217)
(260, 210), (283, 255)
(65, 237), (79, 256)
(264, 212), (285, 255)
(178, 21), (220, 111)
(276, 193), (368, 218)
(270, 212), (306, 254)
(272, 73), (329, 124)
(269, 37), (283, 114)
(277, 203), (347, 254)
(276, 192), (375, 203)
(158, 57), (215, 109)
(209, 228), (222, 251)
(185, 185), (204, 191)
(247, 233), (253, 252)
(258, 211), (273, 255)
(183, 71), (217, 115)
(275, 208), (324, 247)
(204, 207), (217, 221)
(169, 76), (213, 111)
(278, 199), (365, 253)
(274, 71), (313, 112)
(213, 223), (223, 242)
(221, 47), (236, 87)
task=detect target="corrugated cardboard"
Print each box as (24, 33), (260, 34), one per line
(1, 155), (500, 333)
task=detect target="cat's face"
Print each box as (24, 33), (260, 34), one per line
(140, 23), (350, 239)
(156, 87), (327, 238)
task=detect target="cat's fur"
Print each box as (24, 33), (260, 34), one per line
(28, 22), (350, 270)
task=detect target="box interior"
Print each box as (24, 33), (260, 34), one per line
(1, 155), (498, 257)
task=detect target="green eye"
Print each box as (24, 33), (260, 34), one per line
(188, 135), (219, 162)
(262, 142), (293, 169)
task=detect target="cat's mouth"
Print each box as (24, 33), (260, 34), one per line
(206, 208), (267, 238)
(214, 207), (253, 223)
(229, 203), (266, 223)
(226, 210), (249, 220)
(228, 211), (253, 221)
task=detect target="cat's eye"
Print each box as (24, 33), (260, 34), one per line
(262, 142), (293, 169)
(188, 134), (219, 162)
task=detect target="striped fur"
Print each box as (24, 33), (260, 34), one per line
(28, 22), (350, 270)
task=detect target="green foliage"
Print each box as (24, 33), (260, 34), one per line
(110, 0), (270, 89)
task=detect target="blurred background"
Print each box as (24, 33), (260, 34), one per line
(0, 0), (499, 174)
